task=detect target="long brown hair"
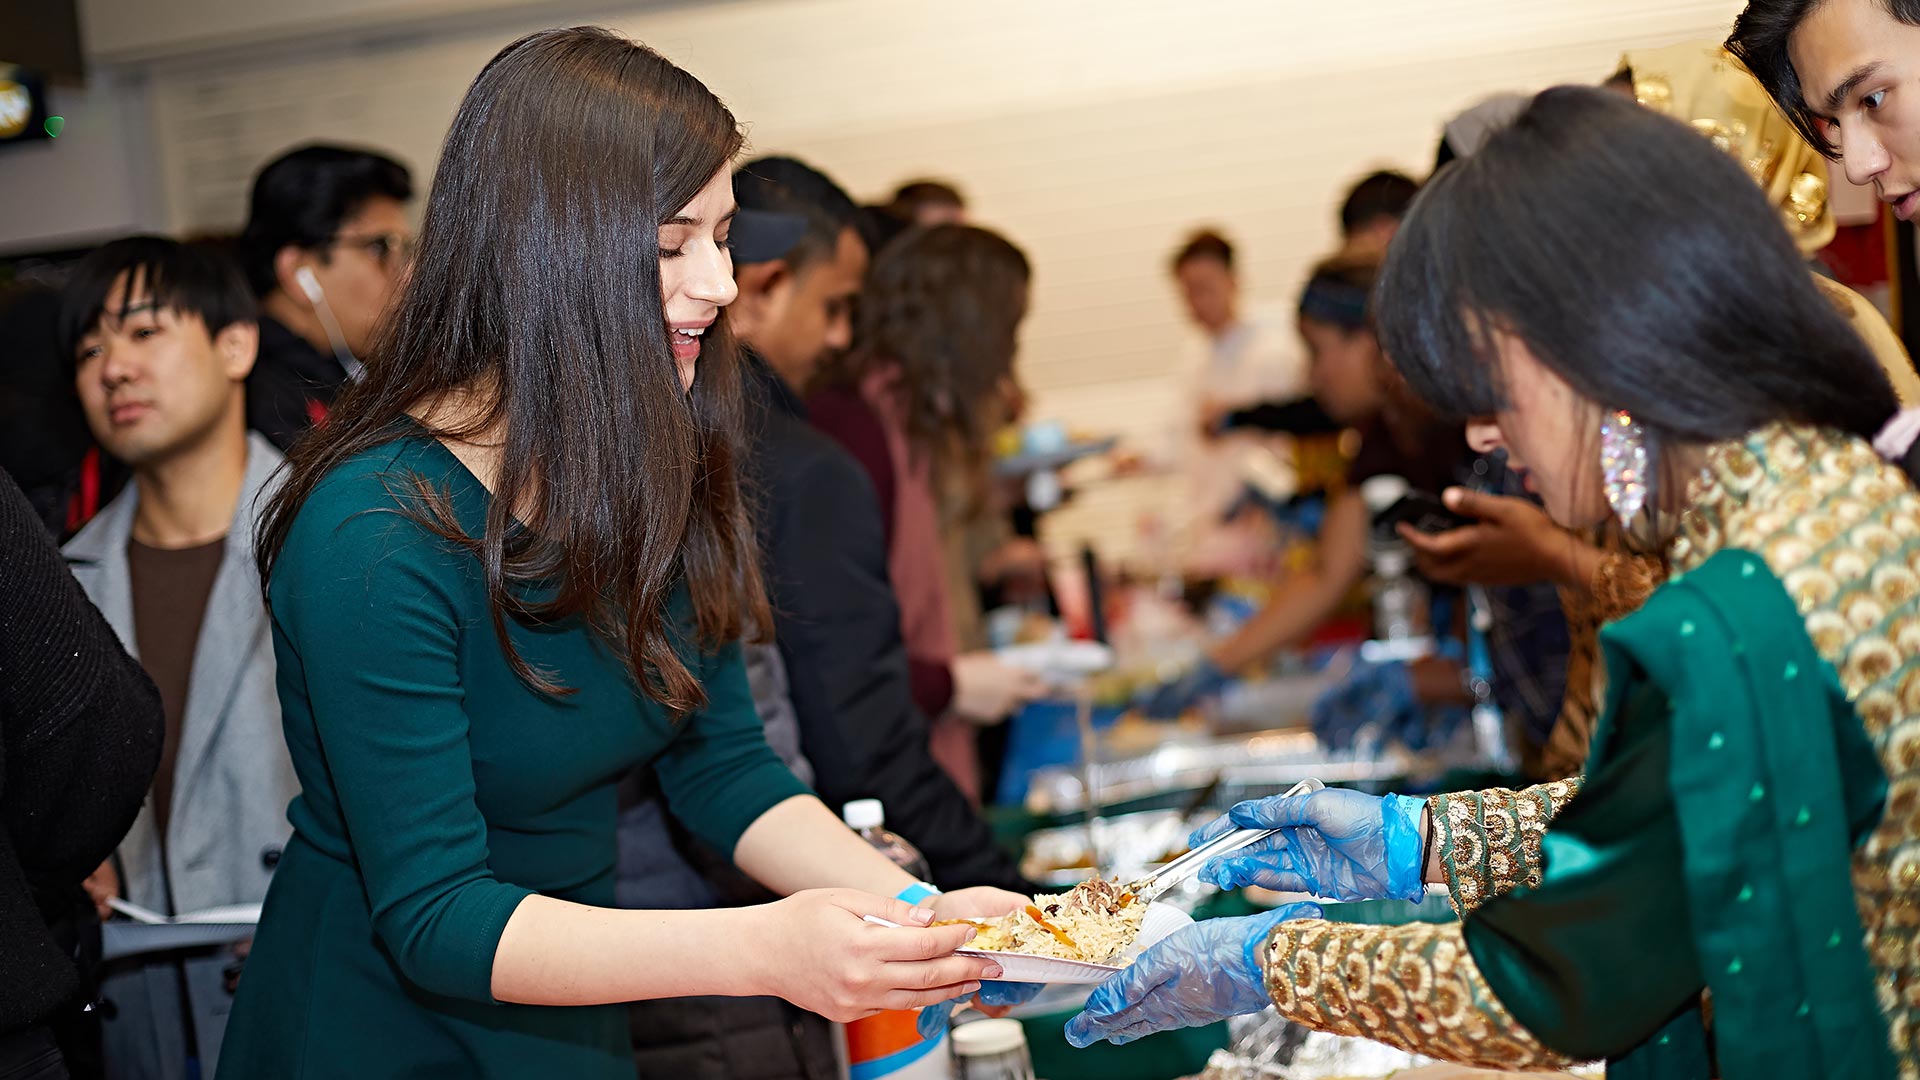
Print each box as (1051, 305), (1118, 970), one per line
(830, 224), (1030, 488)
(255, 27), (766, 713)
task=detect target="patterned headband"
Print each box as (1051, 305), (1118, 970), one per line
(1298, 277), (1370, 331)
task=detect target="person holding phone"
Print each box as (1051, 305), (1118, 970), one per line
(1396, 36), (1920, 779)
(215, 29), (1020, 1080)
(1072, 86), (1912, 1080)
(1141, 254), (1446, 716)
(1142, 254), (1568, 730)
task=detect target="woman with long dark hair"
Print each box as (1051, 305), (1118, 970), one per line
(217, 29), (1016, 1079)
(809, 224), (1046, 800)
(1066, 86), (1914, 1080)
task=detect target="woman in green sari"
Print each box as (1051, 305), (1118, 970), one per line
(1067, 85), (1915, 1079)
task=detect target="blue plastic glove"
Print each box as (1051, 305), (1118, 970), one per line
(1187, 787), (1428, 902)
(915, 981), (1044, 1041)
(1308, 656), (1418, 751)
(1137, 659), (1231, 720)
(1063, 903), (1322, 1048)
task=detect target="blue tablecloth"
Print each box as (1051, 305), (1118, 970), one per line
(996, 699), (1125, 808)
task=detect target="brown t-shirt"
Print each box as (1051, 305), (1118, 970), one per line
(127, 535), (227, 836)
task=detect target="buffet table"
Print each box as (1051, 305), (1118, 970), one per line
(982, 690), (1526, 1080)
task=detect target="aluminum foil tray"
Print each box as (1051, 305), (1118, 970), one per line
(1024, 728), (1407, 816)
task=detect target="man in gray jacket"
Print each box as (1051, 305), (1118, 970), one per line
(58, 237), (298, 1080)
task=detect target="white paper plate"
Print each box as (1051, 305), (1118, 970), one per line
(994, 640), (1115, 680)
(957, 903), (1193, 985)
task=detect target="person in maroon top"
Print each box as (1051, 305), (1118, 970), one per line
(807, 224), (1046, 801)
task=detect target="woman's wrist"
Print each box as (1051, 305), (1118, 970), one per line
(711, 907), (775, 998)
(1421, 803), (1446, 885)
(1557, 537), (1607, 596)
(1244, 913), (1275, 985)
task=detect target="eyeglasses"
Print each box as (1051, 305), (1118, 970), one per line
(328, 231), (416, 271)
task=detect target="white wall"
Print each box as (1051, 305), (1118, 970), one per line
(76, 0), (589, 63)
(13, 0), (1754, 563)
(0, 68), (164, 253)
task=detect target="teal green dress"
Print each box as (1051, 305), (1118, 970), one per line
(216, 434), (810, 1079)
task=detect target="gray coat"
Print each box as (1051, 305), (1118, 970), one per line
(63, 433), (298, 1080)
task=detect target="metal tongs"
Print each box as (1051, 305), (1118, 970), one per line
(1124, 777), (1325, 903)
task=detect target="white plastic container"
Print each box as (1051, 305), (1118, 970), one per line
(950, 1018), (1036, 1080)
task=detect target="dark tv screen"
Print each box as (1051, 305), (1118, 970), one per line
(0, 0), (84, 84)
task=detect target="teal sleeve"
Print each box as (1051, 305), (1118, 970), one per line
(274, 477), (533, 1003)
(1463, 675), (1704, 1060)
(654, 638), (813, 858)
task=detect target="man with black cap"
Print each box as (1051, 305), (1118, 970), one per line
(616, 157), (1032, 1080)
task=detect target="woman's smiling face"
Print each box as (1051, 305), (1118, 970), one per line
(659, 166), (740, 390)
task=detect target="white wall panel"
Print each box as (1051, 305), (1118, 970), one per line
(0, 69), (164, 253)
(126, 0), (1748, 563)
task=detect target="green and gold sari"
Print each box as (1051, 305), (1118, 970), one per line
(1257, 425), (1917, 1079)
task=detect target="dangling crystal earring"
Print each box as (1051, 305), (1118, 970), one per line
(1600, 409), (1649, 528)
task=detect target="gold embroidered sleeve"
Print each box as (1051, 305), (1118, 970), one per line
(1581, 549), (1663, 627)
(1538, 544), (1664, 779)
(1261, 918), (1575, 1072)
(1426, 780), (1580, 917)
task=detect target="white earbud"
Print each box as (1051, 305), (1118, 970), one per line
(294, 266), (325, 306)
(291, 266), (365, 381)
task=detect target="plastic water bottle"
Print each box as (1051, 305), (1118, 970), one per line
(1370, 546), (1430, 644)
(1357, 475), (1431, 654)
(842, 800), (947, 1080)
(845, 799), (931, 880)
(951, 1017), (1037, 1080)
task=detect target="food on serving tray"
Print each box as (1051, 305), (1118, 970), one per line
(942, 877), (1148, 964)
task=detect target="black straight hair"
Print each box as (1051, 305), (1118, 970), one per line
(1377, 86), (1902, 497)
(256, 27), (764, 712)
(57, 235), (256, 363)
(1339, 170), (1420, 236)
(1171, 229), (1234, 272)
(734, 156), (861, 271)
(888, 179), (965, 215)
(237, 144), (413, 297)
(1728, 0), (1920, 156)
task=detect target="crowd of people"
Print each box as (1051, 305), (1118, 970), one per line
(2, 1), (1918, 1078)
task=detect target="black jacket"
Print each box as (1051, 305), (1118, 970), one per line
(244, 316), (349, 453)
(615, 358), (1028, 898)
(742, 358), (1029, 893)
(615, 358), (1029, 1079)
(0, 469), (162, 1038)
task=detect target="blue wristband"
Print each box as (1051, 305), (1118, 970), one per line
(895, 881), (942, 906)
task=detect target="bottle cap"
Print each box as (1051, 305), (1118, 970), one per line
(842, 799), (884, 830)
(1374, 548), (1412, 577)
(951, 1017), (1028, 1057)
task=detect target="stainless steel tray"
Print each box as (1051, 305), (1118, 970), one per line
(1023, 728), (1407, 816)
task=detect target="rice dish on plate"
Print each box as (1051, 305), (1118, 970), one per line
(949, 878), (1146, 965)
